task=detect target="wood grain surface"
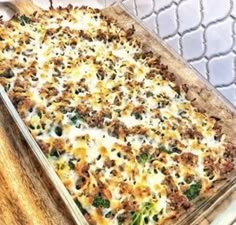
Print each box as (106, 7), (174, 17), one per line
(0, 4), (75, 225)
(0, 99), (76, 225)
(4, 0), (41, 15)
(0, 1), (235, 225)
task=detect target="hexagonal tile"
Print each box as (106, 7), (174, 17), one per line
(217, 84), (236, 105)
(181, 27), (204, 60)
(155, 0), (173, 13)
(233, 21), (236, 52)
(178, 0), (202, 34)
(202, 0), (231, 26)
(231, 0), (236, 18)
(136, 0), (154, 18)
(205, 18), (234, 58)
(174, 0), (182, 3)
(143, 13), (158, 33)
(209, 53), (234, 86)
(157, 4), (178, 38)
(121, 0), (136, 15)
(191, 58), (208, 79)
(165, 35), (181, 54)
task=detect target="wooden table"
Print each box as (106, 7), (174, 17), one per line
(199, 190), (236, 225)
(0, 100), (76, 225)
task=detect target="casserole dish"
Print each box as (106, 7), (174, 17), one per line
(0, 1), (235, 224)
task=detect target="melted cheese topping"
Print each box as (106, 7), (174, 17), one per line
(0, 6), (234, 225)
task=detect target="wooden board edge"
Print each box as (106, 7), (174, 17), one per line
(4, 0), (41, 15)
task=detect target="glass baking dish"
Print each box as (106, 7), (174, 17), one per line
(0, 1), (235, 225)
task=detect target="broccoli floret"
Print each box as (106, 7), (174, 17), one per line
(70, 113), (84, 124)
(17, 15), (31, 26)
(136, 153), (150, 165)
(184, 181), (202, 200)
(92, 195), (110, 208)
(130, 211), (142, 225)
(130, 202), (159, 225)
(68, 159), (75, 169)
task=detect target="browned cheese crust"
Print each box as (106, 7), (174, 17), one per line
(0, 5), (235, 225)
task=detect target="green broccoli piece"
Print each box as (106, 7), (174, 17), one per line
(70, 113), (84, 125)
(136, 153), (150, 165)
(68, 159), (75, 169)
(130, 202), (157, 225)
(92, 195), (110, 208)
(184, 181), (202, 200)
(130, 212), (142, 225)
(17, 15), (31, 26)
